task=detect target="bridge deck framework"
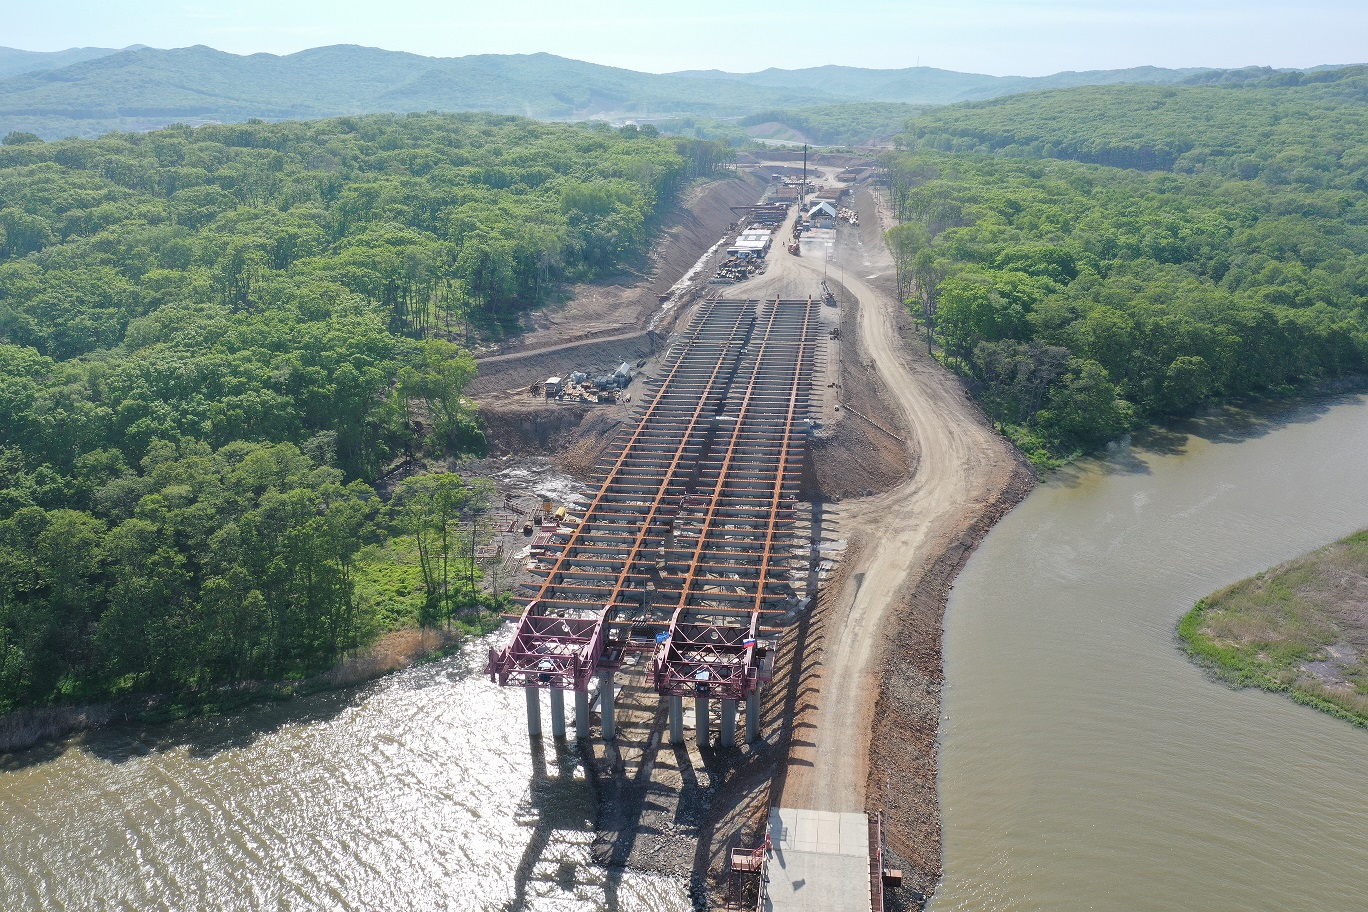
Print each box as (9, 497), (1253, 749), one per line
(487, 297), (821, 745)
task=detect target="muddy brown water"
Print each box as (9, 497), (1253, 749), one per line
(0, 639), (689, 911)
(7, 394), (1368, 912)
(936, 392), (1368, 912)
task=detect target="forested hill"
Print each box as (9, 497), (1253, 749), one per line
(0, 46), (131, 79)
(904, 65), (1368, 176)
(0, 112), (730, 714)
(669, 63), (1217, 104)
(0, 44), (1306, 142)
(0, 45), (836, 140)
(884, 69), (1368, 463)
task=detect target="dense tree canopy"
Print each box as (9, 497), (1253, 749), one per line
(904, 66), (1368, 184)
(0, 112), (730, 713)
(885, 73), (1368, 461)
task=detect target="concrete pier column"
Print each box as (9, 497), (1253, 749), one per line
(574, 689), (590, 738)
(525, 687), (542, 738)
(720, 699), (737, 748)
(746, 688), (761, 743)
(669, 694), (684, 744)
(695, 695), (711, 747)
(599, 671), (616, 740)
(549, 688), (566, 739)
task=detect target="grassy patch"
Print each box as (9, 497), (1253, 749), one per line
(1178, 529), (1368, 729)
(353, 536), (430, 634)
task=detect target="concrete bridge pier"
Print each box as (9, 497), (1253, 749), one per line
(695, 695), (711, 747)
(525, 687), (541, 738)
(746, 688), (762, 743)
(720, 699), (737, 747)
(548, 688), (566, 738)
(669, 694), (685, 744)
(574, 689), (590, 738)
(599, 671), (616, 740)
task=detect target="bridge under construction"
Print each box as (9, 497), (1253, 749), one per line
(486, 297), (821, 747)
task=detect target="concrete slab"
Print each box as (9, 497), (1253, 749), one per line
(838, 813), (869, 858)
(816, 812), (841, 852)
(766, 808), (869, 912)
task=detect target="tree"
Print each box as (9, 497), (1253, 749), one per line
(392, 472), (489, 626)
(1162, 355), (1215, 414)
(971, 340), (1071, 428)
(935, 273), (1037, 360)
(397, 338), (479, 448)
(1036, 359), (1133, 450)
(887, 223), (927, 311)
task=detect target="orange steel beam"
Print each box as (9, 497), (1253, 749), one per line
(694, 297), (811, 611)
(526, 305), (750, 605)
(514, 301), (748, 595)
(654, 298), (817, 700)
(664, 299), (800, 609)
(488, 301), (758, 687)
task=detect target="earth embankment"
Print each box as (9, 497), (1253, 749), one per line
(733, 180), (1033, 902)
(469, 171), (765, 398)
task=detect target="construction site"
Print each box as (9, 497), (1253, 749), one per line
(471, 157), (1032, 912)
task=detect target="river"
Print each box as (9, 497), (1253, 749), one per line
(7, 395), (1368, 912)
(935, 392), (1368, 912)
(0, 638), (689, 911)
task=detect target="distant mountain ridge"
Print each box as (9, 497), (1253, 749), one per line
(0, 45), (137, 80)
(668, 63), (1221, 103)
(0, 44), (1359, 141)
(0, 44), (838, 139)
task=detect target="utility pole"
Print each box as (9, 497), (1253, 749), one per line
(801, 144), (808, 210)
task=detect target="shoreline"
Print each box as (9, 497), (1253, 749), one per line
(0, 623), (482, 754)
(864, 457), (1035, 902)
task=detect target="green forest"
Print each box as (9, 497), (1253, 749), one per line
(0, 45), (837, 140)
(0, 112), (730, 714)
(885, 67), (1368, 463)
(0, 44), (1233, 142)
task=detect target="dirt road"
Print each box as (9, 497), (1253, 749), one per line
(730, 187), (1024, 817)
(472, 165), (1029, 899)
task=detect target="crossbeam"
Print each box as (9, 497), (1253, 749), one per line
(489, 298), (820, 743)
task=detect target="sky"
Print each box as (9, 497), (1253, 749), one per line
(5, 0), (1365, 76)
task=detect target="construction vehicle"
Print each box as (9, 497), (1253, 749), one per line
(787, 240), (800, 256)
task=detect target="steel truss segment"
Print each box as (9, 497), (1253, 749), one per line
(655, 297), (817, 700)
(489, 299), (818, 704)
(488, 301), (761, 688)
(652, 609), (761, 702)
(485, 599), (611, 691)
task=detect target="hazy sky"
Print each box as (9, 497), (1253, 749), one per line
(6, 0), (1365, 75)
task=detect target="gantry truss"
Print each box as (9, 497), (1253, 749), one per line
(487, 298), (821, 709)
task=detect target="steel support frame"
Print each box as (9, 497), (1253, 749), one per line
(654, 298), (816, 704)
(487, 301), (758, 689)
(489, 298), (819, 740)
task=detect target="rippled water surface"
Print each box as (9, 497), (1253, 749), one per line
(936, 393), (1368, 912)
(0, 639), (689, 911)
